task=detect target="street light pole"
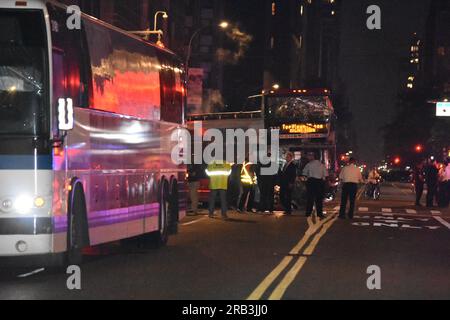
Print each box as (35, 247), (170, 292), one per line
(185, 27), (206, 74)
(185, 21), (229, 75)
(129, 10), (168, 43)
(153, 11), (168, 32)
(152, 11), (168, 42)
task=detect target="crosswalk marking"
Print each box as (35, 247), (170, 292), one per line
(434, 217), (450, 230)
(352, 207), (444, 216)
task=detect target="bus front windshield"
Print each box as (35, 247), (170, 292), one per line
(266, 95), (332, 122)
(0, 10), (48, 136)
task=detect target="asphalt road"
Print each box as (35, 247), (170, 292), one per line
(0, 182), (449, 300)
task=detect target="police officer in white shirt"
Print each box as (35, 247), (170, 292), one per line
(302, 152), (328, 219)
(339, 158), (364, 219)
(444, 160), (450, 208)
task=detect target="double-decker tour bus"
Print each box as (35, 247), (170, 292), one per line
(261, 88), (337, 172)
(186, 88), (336, 206)
(0, 0), (186, 265)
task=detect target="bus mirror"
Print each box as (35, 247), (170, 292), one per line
(58, 98), (74, 131)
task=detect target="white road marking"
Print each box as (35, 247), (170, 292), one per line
(17, 268), (45, 278)
(434, 217), (450, 230)
(248, 213), (336, 300)
(406, 209), (417, 214)
(382, 208), (392, 213)
(181, 217), (206, 226)
(359, 207), (369, 212)
(334, 206), (340, 211)
(431, 210), (441, 216)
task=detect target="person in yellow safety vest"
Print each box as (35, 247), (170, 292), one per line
(206, 161), (232, 219)
(238, 158), (257, 213)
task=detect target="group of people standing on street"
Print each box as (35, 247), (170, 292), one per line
(413, 158), (450, 208)
(188, 152), (370, 220)
(203, 155), (278, 219)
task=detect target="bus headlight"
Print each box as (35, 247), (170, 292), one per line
(1, 199), (13, 211)
(34, 197), (45, 208)
(14, 195), (34, 214)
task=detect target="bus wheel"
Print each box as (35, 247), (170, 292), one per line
(146, 180), (170, 247)
(67, 179), (89, 266)
(168, 180), (179, 235)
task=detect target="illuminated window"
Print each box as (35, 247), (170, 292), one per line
(272, 2), (276, 16)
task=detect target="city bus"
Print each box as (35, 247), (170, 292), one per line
(0, 0), (186, 265)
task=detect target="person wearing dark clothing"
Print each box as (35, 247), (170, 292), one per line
(187, 164), (202, 215)
(227, 163), (241, 210)
(257, 156), (277, 213)
(425, 160), (439, 208)
(413, 161), (425, 206)
(279, 152), (297, 215)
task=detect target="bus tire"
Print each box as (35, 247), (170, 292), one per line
(66, 179), (90, 266)
(146, 179), (170, 247)
(168, 179), (179, 235)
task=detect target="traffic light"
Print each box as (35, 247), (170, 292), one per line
(415, 144), (423, 153)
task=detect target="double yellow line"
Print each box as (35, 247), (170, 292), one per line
(247, 213), (338, 300)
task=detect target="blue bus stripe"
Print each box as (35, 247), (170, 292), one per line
(0, 155), (52, 170)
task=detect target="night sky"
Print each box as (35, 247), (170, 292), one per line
(223, 0), (432, 163)
(339, 0), (430, 162)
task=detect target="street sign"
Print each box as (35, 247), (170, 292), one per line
(436, 102), (450, 117)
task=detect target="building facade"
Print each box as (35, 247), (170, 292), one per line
(263, 0), (341, 90)
(423, 0), (450, 101)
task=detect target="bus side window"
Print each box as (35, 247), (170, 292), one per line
(160, 58), (182, 124)
(47, 4), (89, 109)
(78, 20), (92, 108)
